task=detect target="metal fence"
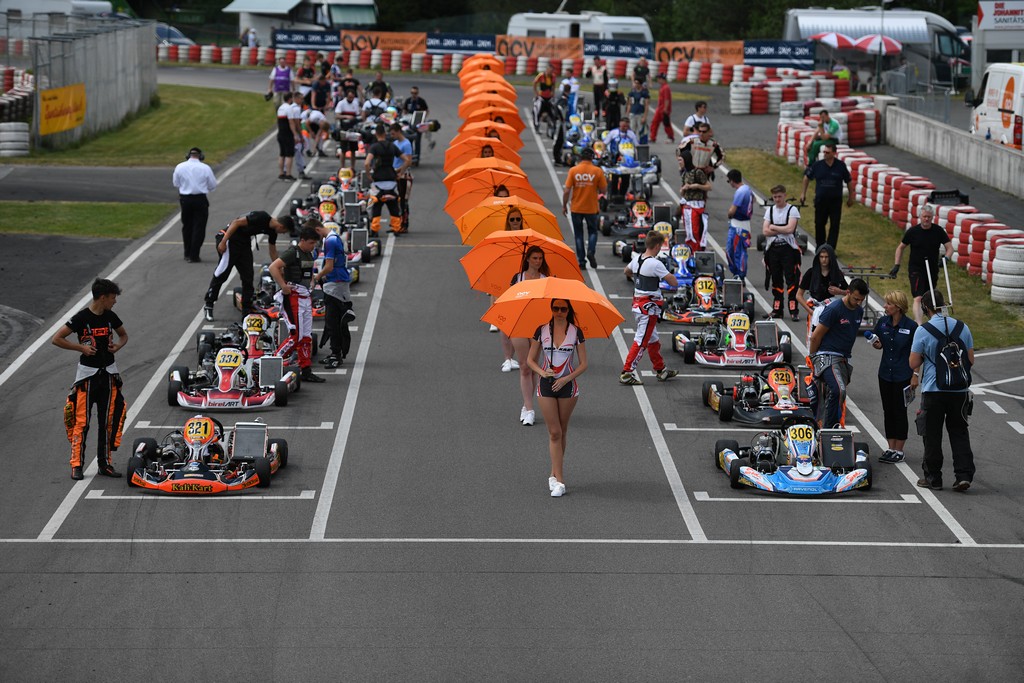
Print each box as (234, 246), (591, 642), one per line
(884, 69), (955, 126)
(1, 12), (156, 149)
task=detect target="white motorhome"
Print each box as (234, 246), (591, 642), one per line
(967, 62), (1024, 149)
(784, 7), (968, 88)
(223, 0), (377, 46)
(0, 0), (112, 15)
(506, 11), (652, 43)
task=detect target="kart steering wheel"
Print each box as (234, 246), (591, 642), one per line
(759, 361), (799, 378)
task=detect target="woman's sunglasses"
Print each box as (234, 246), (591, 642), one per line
(551, 306), (569, 313)
(508, 216), (523, 222)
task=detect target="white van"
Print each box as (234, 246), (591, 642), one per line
(506, 11), (652, 43)
(968, 63), (1024, 150)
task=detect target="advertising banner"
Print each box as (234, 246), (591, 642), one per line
(39, 83), (86, 136)
(978, 1), (1024, 30)
(339, 31), (427, 53)
(655, 41), (744, 66)
(743, 40), (814, 69)
(495, 35), (582, 60)
(583, 39), (652, 59)
(272, 30), (340, 50)
(426, 33), (496, 54)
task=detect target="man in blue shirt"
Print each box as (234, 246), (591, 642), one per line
(909, 290), (975, 491)
(799, 141), (853, 250)
(314, 222), (356, 369)
(726, 169), (753, 279)
(808, 278), (868, 428)
(390, 123), (414, 232)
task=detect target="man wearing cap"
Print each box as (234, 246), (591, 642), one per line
(649, 73), (675, 144)
(172, 147), (218, 263)
(562, 147), (607, 270)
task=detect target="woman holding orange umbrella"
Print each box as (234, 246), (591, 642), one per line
(509, 246), (549, 427)
(526, 298), (588, 498)
(494, 207), (527, 368)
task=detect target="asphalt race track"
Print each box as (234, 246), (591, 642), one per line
(1, 67), (1023, 681)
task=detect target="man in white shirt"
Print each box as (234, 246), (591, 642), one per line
(172, 147), (218, 262)
(334, 90), (361, 170)
(288, 91), (308, 179)
(560, 68), (580, 95)
(683, 101), (711, 137)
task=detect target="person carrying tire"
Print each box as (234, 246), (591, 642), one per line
(204, 211), (295, 321)
(270, 225), (325, 383)
(53, 278), (129, 481)
(364, 124), (411, 236)
(762, 184), (803, 320)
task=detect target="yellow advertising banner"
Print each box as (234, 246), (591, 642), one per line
(39, 83), (86, 136)
(655, 41), (744, 66)
(495, 35), (582, 60)
(340, 31), (427, 53)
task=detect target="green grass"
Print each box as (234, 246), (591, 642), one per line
(727, 148), (1024, 349)
(0, 201), (175, 239)
(12, 84), (270, 167)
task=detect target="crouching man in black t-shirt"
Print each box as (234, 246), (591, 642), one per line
(52, 278), (129, 480)
(889, 204), (953, 323)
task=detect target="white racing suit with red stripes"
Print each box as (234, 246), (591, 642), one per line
(275, 283), (313, 369)
(623, 294), (667, 373)
(680, 199), (707, 254)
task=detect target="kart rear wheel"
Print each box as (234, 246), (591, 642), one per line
(729, 457), (746, 488)
(254, 456), (272, 488)
(854, 441), (870, 456)
(701, 380), (714, 407)
(361, 245), (373, 262)
(126, 455), (144, 487)
(197, 331), (216, 351)
(756, 234), (766, 252)
(780, 342), (792, 363)
(718, 395), (734, 422)
(714, 439), (739, 470)
(274, 380), (289, 407)
(269, 438), (288, 469)
(860, 458), (873, 490)
(167, 379), (182, 407)
(683, 341), (696, 364)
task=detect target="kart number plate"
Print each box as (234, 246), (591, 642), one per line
(695, 278), (715, 294)
(244, 316), (265, 333)
(788, 425), (814, 442)
(769, 369), (793, 386)
(728, 315), (749, 332)
(319, 201), (337, 215)
(216, 349), (243, 368)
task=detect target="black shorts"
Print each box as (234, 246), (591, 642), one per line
(908, 268), (935, 297)
(278, 135), (295, 157)
(538, 376), (578, 399)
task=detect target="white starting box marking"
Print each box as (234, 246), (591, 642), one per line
(693, 492), (920, 504)
(86, 490), (317, 501)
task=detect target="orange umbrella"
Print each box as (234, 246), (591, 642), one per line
(482, 278), (624, 339)
(460, 99), (523, 124)
(444, 158), (525, 191)
(456, 196), (562, 244)
(460, 54), (505, 73)
(461, 72), (516, 91)
(460, 229), (583, 296)
(461, 79), (517, 100)
(445, 171), (543, 220)
(444, 137), (521, 173)
(452, 123), (523, 151)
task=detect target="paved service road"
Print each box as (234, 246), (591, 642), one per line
(1, 69), (1022, 681)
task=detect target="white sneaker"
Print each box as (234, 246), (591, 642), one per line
(550, 481), (566, 497)
(509, 359), (520, 370)
(523, 410), (535, 426)
(548, 476), (558, 492)
(501, 359), (513, 372)
(488, 324), (498, 333)
(520, 406), (528, 422)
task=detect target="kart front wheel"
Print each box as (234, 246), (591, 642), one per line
(718, 395), (734, 422)
(269, 438), (288, 469)
(729, 457), (746, 488)
(274, 380), (289, 407)
(126, 455), (144, 487)
(254, 456), (272, 488)
(714, 439), (739, 470)
(167, 380), (182, 407)
(170, 365), (190, 388)
(683, 341), (696, 364)
(701, 380), (714, 407)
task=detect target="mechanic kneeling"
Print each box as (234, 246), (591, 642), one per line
(270, 225), (326, 383)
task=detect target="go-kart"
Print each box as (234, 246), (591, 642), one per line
(673, 314), (792, 368)
(127, 415), (286, 493)
(598, 139), (660, 213)
(195, 312), (294, 367)
(607, 199), (656, 249)
(713, 416), (872, 495)
(660, 251), (756, 325)
(168, 344), (299, 409)
(558, 115), (598, 167)
(702, 362), (815, 426)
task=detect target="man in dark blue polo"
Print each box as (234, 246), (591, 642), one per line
(800, 141), (853, 251)
(807, 278), (868, 428)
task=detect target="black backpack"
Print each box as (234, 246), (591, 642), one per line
(922, 318), (971, 391)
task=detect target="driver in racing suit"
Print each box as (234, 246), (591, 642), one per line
(270, 225), (325, 383)
(533, 65), (557, 130)
(603, 119), (640, 198)
(620, 231), (679, 386)
(677, 123), (724, 181)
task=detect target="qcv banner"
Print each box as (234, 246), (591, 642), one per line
(655, 41), (743, 66)
(39, 83), (86, 136)
(495, 35), (582, 60)
(340, 31), (427, 53)
(743, 40), (814, 69)
(584, 39), (652, 59)
(426, 33), (496, 54)
(978, 1), (1024, 30)
(272, 30), (340, 50)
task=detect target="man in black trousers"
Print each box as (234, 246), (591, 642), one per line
(800, 141), (853, 251)
(172, 147), (218, 262)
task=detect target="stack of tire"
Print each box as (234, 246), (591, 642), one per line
(0, 121), (29, 157)
(990, 244), (1024, 305)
